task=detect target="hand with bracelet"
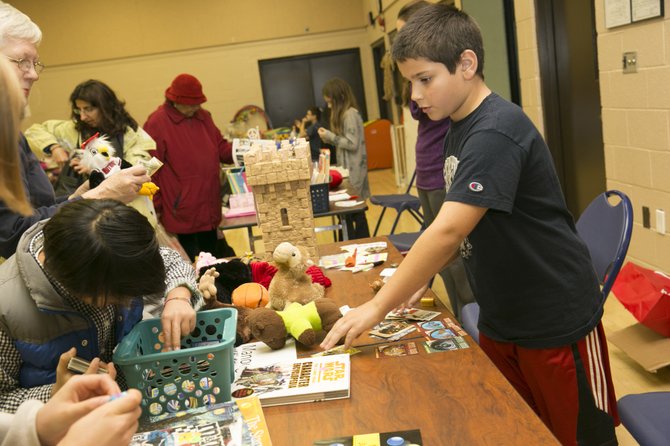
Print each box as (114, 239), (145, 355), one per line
(161, 286), (196, 351)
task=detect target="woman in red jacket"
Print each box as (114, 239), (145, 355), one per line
(144, 74), (235, 261)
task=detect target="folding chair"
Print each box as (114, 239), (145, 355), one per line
(618, 392), (670, 446)
(460, 190), (633, 343)
(369, 170), (423, 236)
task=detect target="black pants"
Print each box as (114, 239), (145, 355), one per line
(178, 230), (235, 261)
(343, 211), (370, 240)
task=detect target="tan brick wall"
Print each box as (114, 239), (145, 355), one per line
(515, 0), (670, 272)
(595, 0), (670, 271)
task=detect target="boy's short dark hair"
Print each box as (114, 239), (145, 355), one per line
(307, 106), (321, 121)
(43, 199), (166, 306)
(396, 0), (430, 23)
(392, 4), (485, 77)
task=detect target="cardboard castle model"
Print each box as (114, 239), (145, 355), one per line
(243, 141), (318, 260)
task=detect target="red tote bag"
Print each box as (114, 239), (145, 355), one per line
(612, 262), (670, 337)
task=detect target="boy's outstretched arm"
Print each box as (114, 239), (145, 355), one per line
(321, 201), (487, 350)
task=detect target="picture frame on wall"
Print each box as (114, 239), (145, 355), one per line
(605, 0), (664, 28)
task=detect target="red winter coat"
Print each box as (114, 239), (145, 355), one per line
(144, 102), (232, 234)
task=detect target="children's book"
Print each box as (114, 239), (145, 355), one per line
(132, 398), (258, 446)
(232, 354), (350, 407)
(234, 339), (297, 381)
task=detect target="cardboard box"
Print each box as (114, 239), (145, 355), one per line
(609, 323), (670, 372)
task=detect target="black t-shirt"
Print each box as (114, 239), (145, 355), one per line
(444, 93), (601, 348)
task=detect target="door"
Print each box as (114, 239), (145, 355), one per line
(536, 0), (606, 216)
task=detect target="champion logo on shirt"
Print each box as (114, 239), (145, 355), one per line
(468, 181), (483, 192)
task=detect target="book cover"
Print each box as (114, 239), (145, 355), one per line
(234, 339), (297, 381)
(131, 399), (255, 446)
(231, 354), (350, 407)
(313, 428), (423, 445)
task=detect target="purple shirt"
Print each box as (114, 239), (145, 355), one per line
(410, 99), (450, 191)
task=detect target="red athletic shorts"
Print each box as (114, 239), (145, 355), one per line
(479, 323), (619, 446)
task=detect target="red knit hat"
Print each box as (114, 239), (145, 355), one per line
(165, 74), (207, 105)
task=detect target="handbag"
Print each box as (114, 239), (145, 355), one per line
(52, 162), (85, 197)
(612, 262), (670, 337)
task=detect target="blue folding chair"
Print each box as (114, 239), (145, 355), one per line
(460, 190), (633, 343)
(370, 170), (423, 236)
(618, 392), (670, 446)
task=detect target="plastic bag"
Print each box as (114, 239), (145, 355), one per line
(612, 262), (670, 337)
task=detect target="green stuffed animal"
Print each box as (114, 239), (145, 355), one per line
(248, 298), (342, 350)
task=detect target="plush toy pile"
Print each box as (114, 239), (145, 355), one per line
(197, 242), (341, 349)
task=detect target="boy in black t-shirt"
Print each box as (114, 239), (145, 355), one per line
(321, 5), (618, 446)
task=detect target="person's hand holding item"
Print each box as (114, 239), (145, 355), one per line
(57, 388), (142, 446)
(69, 157), (91, 175)
(52, 348), (117, 397)
(317, 127), (334, 143)
(320, 298), (387, 350)
(161, 286), (197, 351)
(81, 165), (150, 203)
(35, 373), (125, 446)
(48, 144), (69, 168)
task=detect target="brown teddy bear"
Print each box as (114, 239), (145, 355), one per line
(199, 270), (340, 349)
(247, 298), (343, 350)
(267, 242), (325, 310)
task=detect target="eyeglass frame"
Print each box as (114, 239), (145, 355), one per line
(72, 105), (98, 116)
(5, 56), (45, 74)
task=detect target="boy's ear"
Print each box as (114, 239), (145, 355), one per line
(460, 50), (478, 77)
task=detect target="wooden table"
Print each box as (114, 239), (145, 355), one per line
(262, 237), (559, 445)
(220, 201), (368, 251)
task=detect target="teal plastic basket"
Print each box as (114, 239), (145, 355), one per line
(113, 308), (237, 420)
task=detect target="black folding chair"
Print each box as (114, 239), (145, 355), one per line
(369, 170), (423, 236)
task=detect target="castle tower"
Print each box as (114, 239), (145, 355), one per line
(243, 141), (318, 260)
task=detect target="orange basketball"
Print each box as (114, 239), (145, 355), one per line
(232, 282), (269, 309)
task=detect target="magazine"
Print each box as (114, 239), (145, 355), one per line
(132, 398), (256, 446)
(232, 354), (350, 407)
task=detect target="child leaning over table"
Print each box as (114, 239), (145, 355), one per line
(321, 5), (618, 446)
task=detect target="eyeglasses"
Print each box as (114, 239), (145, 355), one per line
(73, 106), (97, 116)
(6, 56), (45, 74)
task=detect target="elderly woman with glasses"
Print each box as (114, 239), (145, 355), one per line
(25, 79), (155, 187)
(0, 3), (151, 260)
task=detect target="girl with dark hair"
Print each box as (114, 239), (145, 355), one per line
(25, 79), (155, 191)
(0, 199), (202, 414)
(318, 78), (371, 239)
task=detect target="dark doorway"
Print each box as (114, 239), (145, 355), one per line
(259, 49), (367, 129)
(536, 0), (606, 216)
(371, 38), (391, 120)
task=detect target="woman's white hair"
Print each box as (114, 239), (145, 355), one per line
(0, 2), (42, 49)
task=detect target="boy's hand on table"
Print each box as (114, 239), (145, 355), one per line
(396, 283), (429, 312)
(320, 299), (387, 350)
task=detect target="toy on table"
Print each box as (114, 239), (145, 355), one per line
(267, 242), (325, 311)
(247, 299), (343, 350)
